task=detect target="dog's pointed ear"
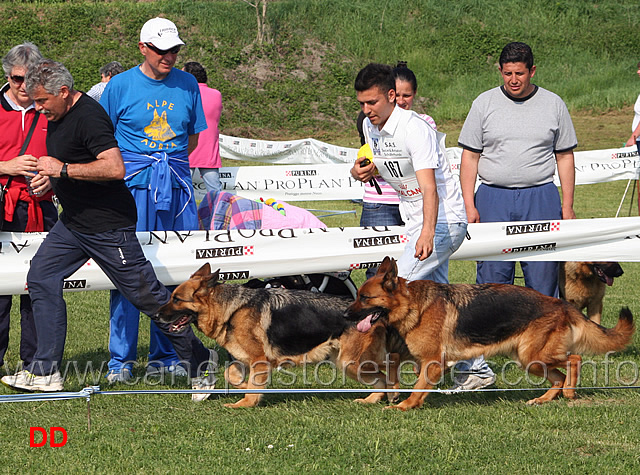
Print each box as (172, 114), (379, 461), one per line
(381, 257), (398, 292)
(378, 256), (394, 275)
(192, 263), (211, 278)
(204, 268), (222, 288)
(191, 263), (221, 289)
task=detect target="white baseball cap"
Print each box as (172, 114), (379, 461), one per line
(140, 17), (185, 50)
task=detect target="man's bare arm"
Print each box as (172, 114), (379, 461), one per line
(37, 147), (126, 181)
(459, 149), (481, 223)
(188, 133), (200, 156)
(555, 150), (576, 219)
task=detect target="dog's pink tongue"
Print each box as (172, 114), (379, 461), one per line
(357, 314), (373, 333)
(605, 275), (614, 286)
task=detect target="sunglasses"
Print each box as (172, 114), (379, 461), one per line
(9, 75), (25, 84)
(145, 43), (181, 56)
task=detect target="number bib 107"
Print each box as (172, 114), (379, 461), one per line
(374, 155), (422, 201)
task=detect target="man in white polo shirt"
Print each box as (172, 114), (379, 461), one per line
(350, 63), (495, 390)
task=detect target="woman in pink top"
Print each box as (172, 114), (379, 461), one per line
(183, 62), (222, 193)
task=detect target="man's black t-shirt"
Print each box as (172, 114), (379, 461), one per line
(46, 93), (137, 233)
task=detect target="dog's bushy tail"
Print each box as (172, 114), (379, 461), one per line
(572, 307), (634, 354)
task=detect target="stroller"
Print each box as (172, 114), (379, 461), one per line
(197, 191), (358, 298)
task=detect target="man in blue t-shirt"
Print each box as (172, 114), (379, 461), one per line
(100, 17), (215, 400)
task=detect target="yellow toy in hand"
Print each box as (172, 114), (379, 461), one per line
(356, 143), (382, 195)
(357, 143), (373, 165)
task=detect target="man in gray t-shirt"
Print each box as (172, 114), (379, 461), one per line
(459, 43), (577, 298)
(454, 42), (576, 391)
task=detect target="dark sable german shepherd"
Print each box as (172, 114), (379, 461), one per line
(157, 263), (408, 408)
(559, 262), (624, 325)
(345, 257), (634, 411)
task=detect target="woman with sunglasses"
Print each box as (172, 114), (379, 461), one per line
(0, 42), (57, 371)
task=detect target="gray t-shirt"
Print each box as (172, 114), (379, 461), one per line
(458, 85), (577, 188)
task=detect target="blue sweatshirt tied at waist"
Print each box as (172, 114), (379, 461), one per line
(121, 151), (197, 230)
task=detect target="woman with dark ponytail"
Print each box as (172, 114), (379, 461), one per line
(392, 62), (437, 130)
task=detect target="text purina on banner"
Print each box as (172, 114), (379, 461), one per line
(2, 217), (640, 295)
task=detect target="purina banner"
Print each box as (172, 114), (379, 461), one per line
(192, 164), (363, 202)
(191, 136), (640, 202)
(2, 217), (640, 295)
(454, 216), (640, 262)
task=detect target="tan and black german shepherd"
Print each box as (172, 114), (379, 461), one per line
(157, 263), (409, 408)
(559, 261), (624, 324)
(345, 257), (634, 411)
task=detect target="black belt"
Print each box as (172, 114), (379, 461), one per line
(483, 182), (551, 191)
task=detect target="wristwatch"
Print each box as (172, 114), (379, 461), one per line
(60, 162), (69, 178)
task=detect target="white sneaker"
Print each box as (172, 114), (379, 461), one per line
(449, 373), (496, 392)
(1, 370), (64, 392)
(192, 349), (218, 402)
(106, 368), (133, 384)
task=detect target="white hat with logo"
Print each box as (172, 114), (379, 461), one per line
(140, 17), (185, 50)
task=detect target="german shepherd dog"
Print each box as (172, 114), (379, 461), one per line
(559, 262), (624, 325)
(345, 257), (634, 411)
(157, 263), (408, 408)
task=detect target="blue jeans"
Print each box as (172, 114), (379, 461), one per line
(195, 168), (222, 194)
(396, 222), (466, 283)
(360, 202), (404, 279)
(26, 221), (210, 376)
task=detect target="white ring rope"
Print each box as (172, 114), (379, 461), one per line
(2, 384), (639, 404)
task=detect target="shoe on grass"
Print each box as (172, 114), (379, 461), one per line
(105, 368), (132, 384)
(192, 349), (218, 402)
(449, 373), (496, 391)
(146, 364), (188, 377)
(1, 370), (64, 392)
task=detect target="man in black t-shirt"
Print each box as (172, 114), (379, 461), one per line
(1, 60), (216, 393)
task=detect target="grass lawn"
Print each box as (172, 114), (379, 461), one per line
(1, 111), (640, 472)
